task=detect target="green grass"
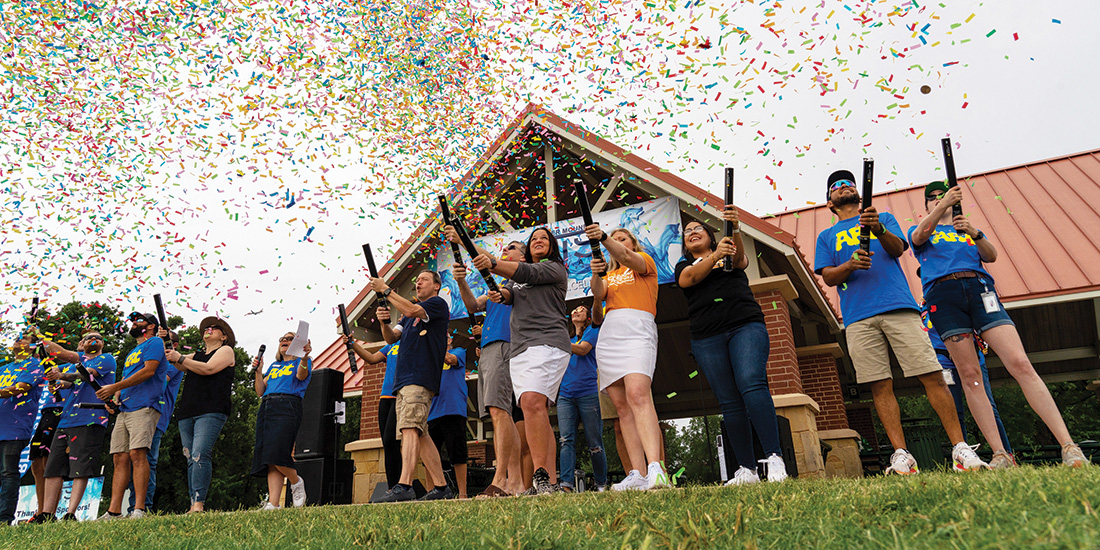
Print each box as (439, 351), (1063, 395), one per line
(9, 466), (1100, 549)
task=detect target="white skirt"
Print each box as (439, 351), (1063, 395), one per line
(596, 309), (658, 391)
(510, 345), (571, 406)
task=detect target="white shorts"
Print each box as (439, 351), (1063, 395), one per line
(596, 309), (658, 391)
(510, 345), (571, 406)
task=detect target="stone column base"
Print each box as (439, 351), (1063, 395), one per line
(772, 393), (825, 479)
(818, 428), (864, 478)
(346, 438), (391, 503)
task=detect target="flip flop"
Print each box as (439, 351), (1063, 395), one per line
(475, 484), (509, 499)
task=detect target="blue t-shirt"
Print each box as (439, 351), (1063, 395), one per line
(429, 348), (468, 420)
(814, 211), (918, 326)
(119, 337), (169, 412)
(907, 224), (994, 293)
(482, 301), (512, 345)
(560, 325), (601, 399)
(154, 367), (185, 433)
(263, 357), (313, 398)
(59, 354), (117, 429)
(0, 357), (44, 440)
(379, 343), (399, 398)
(920, 302), (985, 370)
(393, 296), (451, 394)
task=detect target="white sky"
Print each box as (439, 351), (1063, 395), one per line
(2, 0), (1098, 360)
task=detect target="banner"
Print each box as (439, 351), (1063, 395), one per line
(436, 196), (683, 318)
(14, 477), (103, 523)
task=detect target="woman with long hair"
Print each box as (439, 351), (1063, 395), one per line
(250, 331), (313, 509)
(583, 225), (667, 490)
(557, 304), (606, 492)
(675, 208), (789, 485)
(165, 316), (237, 513)
(474, 226), (569, 495)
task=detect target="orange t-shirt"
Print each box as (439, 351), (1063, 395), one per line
(605, 251), (659, 315)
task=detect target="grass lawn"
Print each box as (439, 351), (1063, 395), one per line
(8, 466), (1099, 549)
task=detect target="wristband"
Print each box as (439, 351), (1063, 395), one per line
(382, 288), (392, 298)
(973, 231), (985, 241)
(599, 231), (608, 243)
(490, 257), (498, 269)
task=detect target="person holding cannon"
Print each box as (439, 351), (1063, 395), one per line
(0, 334), (44, 525)
(908, 181), (1088, 467)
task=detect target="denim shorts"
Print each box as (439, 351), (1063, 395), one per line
(925, 276), (1014, 339)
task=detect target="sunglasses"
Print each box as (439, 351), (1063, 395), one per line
(84, 335), (103, 342)
(279, 336), (294, 343)
(829, 180), (856, 193)
(205, 326), (222, 333)
(926, 191), (946, 201)
(504, 244), (520, 252)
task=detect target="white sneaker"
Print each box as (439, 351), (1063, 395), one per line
(611, 470), (647, 491)
(644, 462), (672, 490)
(262, 502), (280, 511)
(290, 477), (307, 508)
(760, 454), (789, 483)
(96, 511), (124, 521)
(952, 442), (990, 472)
(129, 509), (146, 519)
(724, 466), (760, 486)
(885, 449), (918, 475)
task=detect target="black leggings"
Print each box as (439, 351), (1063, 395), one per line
(378, 398), (402, 488)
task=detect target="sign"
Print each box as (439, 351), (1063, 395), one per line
(13, 477), (103, 524)
(436, 196), (683, 318)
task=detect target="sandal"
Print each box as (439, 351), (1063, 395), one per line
(475, 484), (510, 499)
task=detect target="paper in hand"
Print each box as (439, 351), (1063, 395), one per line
(286, 320), (310, 357)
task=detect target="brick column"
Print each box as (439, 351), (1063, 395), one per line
(797, 345), (849, 432)
(755, 288), (801, 395)
(358, 358), (387, 441)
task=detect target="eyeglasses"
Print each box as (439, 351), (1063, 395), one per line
(829, 180), (856, 193)
(279, 336), (294, 343)
(504, 244), (520, 252)
(684, 225), (708, 235)
(926, 191), (946, 201)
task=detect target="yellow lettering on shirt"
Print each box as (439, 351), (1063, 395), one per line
(0, 373), (17, 388)
(931, 229), (974, 246)
(834, 226), (878, 251)
(267, 362), (297, 381)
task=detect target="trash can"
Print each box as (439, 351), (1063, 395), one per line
(900, 418), (950, 470)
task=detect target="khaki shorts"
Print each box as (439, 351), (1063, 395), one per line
(109, 407), (161, 454)
(395, 385), (434, 440)
(599, 391), (619, 421)
(477, 341), (513, 418)
(846, 310), (942, 384)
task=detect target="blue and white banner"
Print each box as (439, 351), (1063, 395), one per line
(14, 477), (103, 523)
(437, 196), (683, 319)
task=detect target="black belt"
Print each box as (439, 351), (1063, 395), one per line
(262, 393), (300, 401)
(931, 270), (980, 286)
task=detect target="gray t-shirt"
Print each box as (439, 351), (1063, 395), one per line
(504, 260), (570, 359)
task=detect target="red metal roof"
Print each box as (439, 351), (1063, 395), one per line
(769, 148), (1100, 323)
(312, 335), (368, 396)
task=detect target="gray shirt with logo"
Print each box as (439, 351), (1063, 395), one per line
(504, 260), (570, 359)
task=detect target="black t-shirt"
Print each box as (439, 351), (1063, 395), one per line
(175, 348), (235, 420)
(674, 256), (765, 340)
(393, 296), (451, 394)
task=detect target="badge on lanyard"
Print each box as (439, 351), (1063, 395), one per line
(942, 369), (956, 386)
(980, 291), (1000, 314)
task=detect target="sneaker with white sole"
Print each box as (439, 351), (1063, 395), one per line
(1062, 443), (1088, 467)
(724, 466), (760, 486)
(96, 511), (124, 521)
(612, 470), (647, 491)
(129, 509), (146, 519)
(952, 442), (990, 472)
(885, 449), (918, 475)
(989, 450), (1017, 469)
(290, 477), (307, 508)
(531, 467), (555, 495)
(645, 462), (672, 490)
(262, 502), (280, 511)
(760, 454), (789, 483)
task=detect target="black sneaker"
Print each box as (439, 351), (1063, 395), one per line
(376, 484), (416, 503)
(533, 468), (554, 495)
(23, 512), (55, 524)
(57, 513), (78, 521)
(417, 486), (454, 501)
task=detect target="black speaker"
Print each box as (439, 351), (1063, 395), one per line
(719, 415), (798, 479)
(294, 368), (345, 459)
(287, 457), (355, 506)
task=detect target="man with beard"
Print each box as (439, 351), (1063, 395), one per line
(31, 330), (117, 522)
(96, 313), (168, 519)
(814, 170), (984, 475)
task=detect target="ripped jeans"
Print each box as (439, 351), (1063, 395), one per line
(178, 413), (228, 504)
(557, 392), (606, 489)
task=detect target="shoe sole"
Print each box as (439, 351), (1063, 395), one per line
(953, 462), (990, 472)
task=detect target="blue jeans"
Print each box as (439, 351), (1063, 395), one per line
(179, 413), (227, 504)
(128, 429), (164, 513)
(557, 392), (607, 489)
(0, 439), (29, 525)
(691, 322), (782, 468)
(945, 366), (1013, 454)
